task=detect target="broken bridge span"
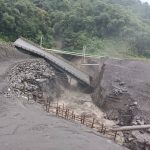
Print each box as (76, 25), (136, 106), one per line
(14, 38), (92, 87)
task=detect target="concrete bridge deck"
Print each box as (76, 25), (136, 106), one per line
(14, 38), (91, 86)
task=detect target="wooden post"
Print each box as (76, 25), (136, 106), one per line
(81, 115), (83, 124)
(58, 106), (61, 116)
(114, 131), (117, 141)
(56, 105), (58, 116)
(62, 104), (64, 116)
(67, 109), (69, 119)
(82, 115), (85, 124)
(65, 109), (67, 119)
(91, 118), (95, 128)
(101, 124), (104, 133)
(103, 128), (106, 135)
(27, 94), (30, 101)
(47, 105), (50, 113)
(71, 111), (74, 119)
(69, 77), (72, 84)
(45, 104), (48, 112)
(48, 101), (51, 108)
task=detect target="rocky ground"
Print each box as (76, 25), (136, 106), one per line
(0, 44), (127, 150)
(7, 59), (62, 103)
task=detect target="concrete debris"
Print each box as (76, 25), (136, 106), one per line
(7, 59), (62, 103)
(118, 102), (139, 126)
(112, 87), (127, 96)
(124, 131), (150, 150)
(133, 119), (145, 125)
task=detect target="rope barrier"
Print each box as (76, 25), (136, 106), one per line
(43, 48), (105, 59)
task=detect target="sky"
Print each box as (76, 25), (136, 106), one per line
(140, 0), (150, 4)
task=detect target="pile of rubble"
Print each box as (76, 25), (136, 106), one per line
(124, 130), (150, 150)
(7, 59), (62, 103)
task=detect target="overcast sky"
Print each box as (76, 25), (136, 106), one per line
(140, 0), (150, 4)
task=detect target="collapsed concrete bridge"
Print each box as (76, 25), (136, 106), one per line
(14, 38), (92, 87)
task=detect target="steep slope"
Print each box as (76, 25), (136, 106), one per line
(92, 58), (150, 124)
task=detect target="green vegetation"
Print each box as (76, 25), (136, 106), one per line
(0, 0), (150, 58)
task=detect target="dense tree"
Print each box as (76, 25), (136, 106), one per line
(0, 0), (53, 47)
(0, 0), (150, 57)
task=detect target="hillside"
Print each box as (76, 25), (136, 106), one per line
(0, 0), (150, 58)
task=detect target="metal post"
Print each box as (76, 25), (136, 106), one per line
(82, 46), (86, 64)
(40, 36), (43, 47)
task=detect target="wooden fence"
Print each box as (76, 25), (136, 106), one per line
(44, 101), (119, 142)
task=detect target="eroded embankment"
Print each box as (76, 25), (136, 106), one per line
(91, 58), (150, 150)
(71, 56), (150, 149)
